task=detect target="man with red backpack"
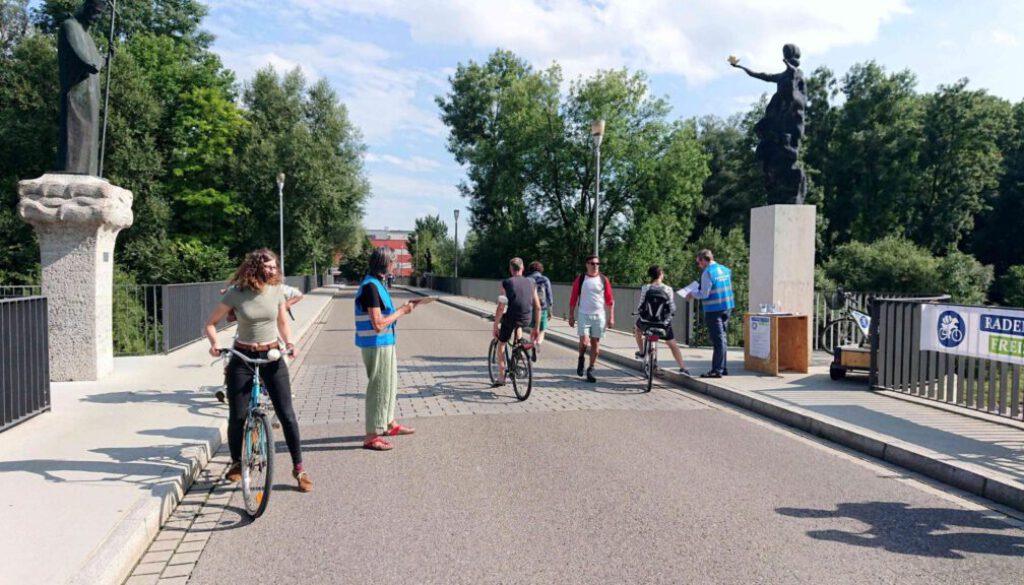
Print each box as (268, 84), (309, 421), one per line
(568, 255), (615, 383)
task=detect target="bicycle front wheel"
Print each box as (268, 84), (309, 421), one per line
(241, 412), (274, 518)
(820, 318), (860, 356)
(487, 338), (500, 384)
(510, 349), (532, 401)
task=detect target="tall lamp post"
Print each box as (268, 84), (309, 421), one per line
(591, 119), (605, 258)
(276, 172), (286, 277)
(453, 208), (460, 279)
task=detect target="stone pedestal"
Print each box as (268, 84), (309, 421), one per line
(18, 174), (134, 381)
(748, 204), (816, 360)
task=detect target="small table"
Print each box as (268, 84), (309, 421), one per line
(743, 313), (809, 375)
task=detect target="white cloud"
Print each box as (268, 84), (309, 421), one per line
(276, 0), (910, 84)
(206, 22), (443, 144)
(991, 29), (1020, 47)
(365, 153), (444, 173)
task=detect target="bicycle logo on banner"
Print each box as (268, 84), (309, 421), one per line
(937, 310), (966, 348)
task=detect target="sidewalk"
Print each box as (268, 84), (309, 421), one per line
(0, 288), (335, 585)
(400, 285), (1024, 514)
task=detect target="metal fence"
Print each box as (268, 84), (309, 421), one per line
(869, 297), (1024, 421)
(402, 277), (922, 351)
(413, 276), (704, 345)
(0, 297), (50, 432)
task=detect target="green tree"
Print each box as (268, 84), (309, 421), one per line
(911, 80), (1012, 252)
(970, 100), (1024, 274)
(408, 214), (451, 274)
(234, 68), (369, 274)
(825, 62), (924, 247)
(0, 30), (55, 283)
(694, 109), (761, 237)
(823, 237), (992, 303)
(995, 266), (1024, 307)
(0, 0), (29, 56)
(438, 50), (708, 283)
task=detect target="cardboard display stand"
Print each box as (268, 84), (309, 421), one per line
(743, 313), (809, 375)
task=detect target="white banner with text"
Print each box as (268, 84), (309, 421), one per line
(919, 303), (1024, 366)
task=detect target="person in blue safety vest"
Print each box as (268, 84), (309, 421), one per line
(354, 247), (420, 451)
(685, 248), (735, 378)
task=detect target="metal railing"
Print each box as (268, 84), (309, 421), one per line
(869, 297), (1024, 420)
(406, 277), (932, 351)
(0, 285), (41, 299)
(2, 275), (322, 357)
(413, 276), (705, 345)
(0, 297), (50, 432)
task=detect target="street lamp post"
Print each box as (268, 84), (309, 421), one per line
(454, 209), (460, 279)
(276, 173), (285, 277)
(591, 119), (605, 258)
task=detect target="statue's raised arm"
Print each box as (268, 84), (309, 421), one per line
(729, 56), (787, 84)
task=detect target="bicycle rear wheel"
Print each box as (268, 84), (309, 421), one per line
(510, 349), (532, 401)
(645, 341), (656, 393)
(820, 317), (860, 356)
(241, 411), (274, 518)
(487, 338), (500, 384)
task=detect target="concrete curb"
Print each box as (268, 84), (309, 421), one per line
(71, 290), (337, 585)
(405, 288), (1024, 514)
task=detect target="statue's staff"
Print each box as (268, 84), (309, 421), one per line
(98, 0), (116, 178)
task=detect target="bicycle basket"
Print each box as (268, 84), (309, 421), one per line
(824, 289), (848, 311)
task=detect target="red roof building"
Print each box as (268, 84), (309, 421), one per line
(367, 229), (413, 276)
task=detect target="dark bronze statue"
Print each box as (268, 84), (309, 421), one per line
(730, 44), (807, 204)
(57, 0), (106, 176)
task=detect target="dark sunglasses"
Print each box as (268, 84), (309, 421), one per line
(587, 261), (600, 266)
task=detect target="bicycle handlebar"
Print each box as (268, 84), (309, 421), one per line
(212, 346), (293, 365)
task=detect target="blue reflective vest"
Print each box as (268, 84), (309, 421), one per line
(354, 276), (396, 348)
(701, 263), (735, 313)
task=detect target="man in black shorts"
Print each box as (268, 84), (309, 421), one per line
(492, 257), (542, 386)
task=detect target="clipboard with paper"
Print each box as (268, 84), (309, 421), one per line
(676, 281), (700, 298)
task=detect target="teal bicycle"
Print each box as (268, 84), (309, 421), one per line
(214, 347), (290, 518)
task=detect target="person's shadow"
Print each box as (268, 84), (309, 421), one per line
(777, 501), (1024, 559)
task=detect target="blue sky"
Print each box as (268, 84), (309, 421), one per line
(201, 0), (1024, 239)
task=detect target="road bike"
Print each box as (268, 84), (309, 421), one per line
(634, 316), (668, 393)
(487, 327), (534, 401)
(819, 289), (872, 356)
(213, 346), (290, 518)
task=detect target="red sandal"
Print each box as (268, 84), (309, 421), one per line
(386, 423), (416, 436)
(363, 436), (393, 451)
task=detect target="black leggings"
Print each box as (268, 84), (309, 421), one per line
(225, 349), (302, 466)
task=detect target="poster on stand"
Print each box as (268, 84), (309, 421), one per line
(919, 304), (1024, 366)
(750, 316), (771, 359)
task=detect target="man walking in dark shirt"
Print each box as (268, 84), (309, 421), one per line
(493, 257), (541, 386)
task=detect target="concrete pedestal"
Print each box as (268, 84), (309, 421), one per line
(18, 174), (134, 381)
(748, 204), (816, 361)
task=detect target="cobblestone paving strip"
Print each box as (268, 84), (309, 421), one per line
(123, 449), (239, 584)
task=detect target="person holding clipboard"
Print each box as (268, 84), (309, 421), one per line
(684, 249), (735, 378)
(354, 247), (422, 451)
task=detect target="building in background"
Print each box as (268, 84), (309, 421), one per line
(367, 228), (413, 277)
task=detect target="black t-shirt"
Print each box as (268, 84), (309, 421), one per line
(357, 276), (385, 312)
(502, 275), (535, 323)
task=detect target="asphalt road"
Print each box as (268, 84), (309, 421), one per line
(186, 290), (1024, 584)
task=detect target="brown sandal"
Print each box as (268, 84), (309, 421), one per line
(293, 470), (314, 492)
(363, 436), (393, 451)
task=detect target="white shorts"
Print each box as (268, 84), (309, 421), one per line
(576, 313), (606, 339)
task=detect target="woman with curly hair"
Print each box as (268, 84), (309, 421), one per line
(204, 248), (313, 492)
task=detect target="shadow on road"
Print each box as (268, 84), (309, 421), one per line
(777, 501), (1024, 558)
